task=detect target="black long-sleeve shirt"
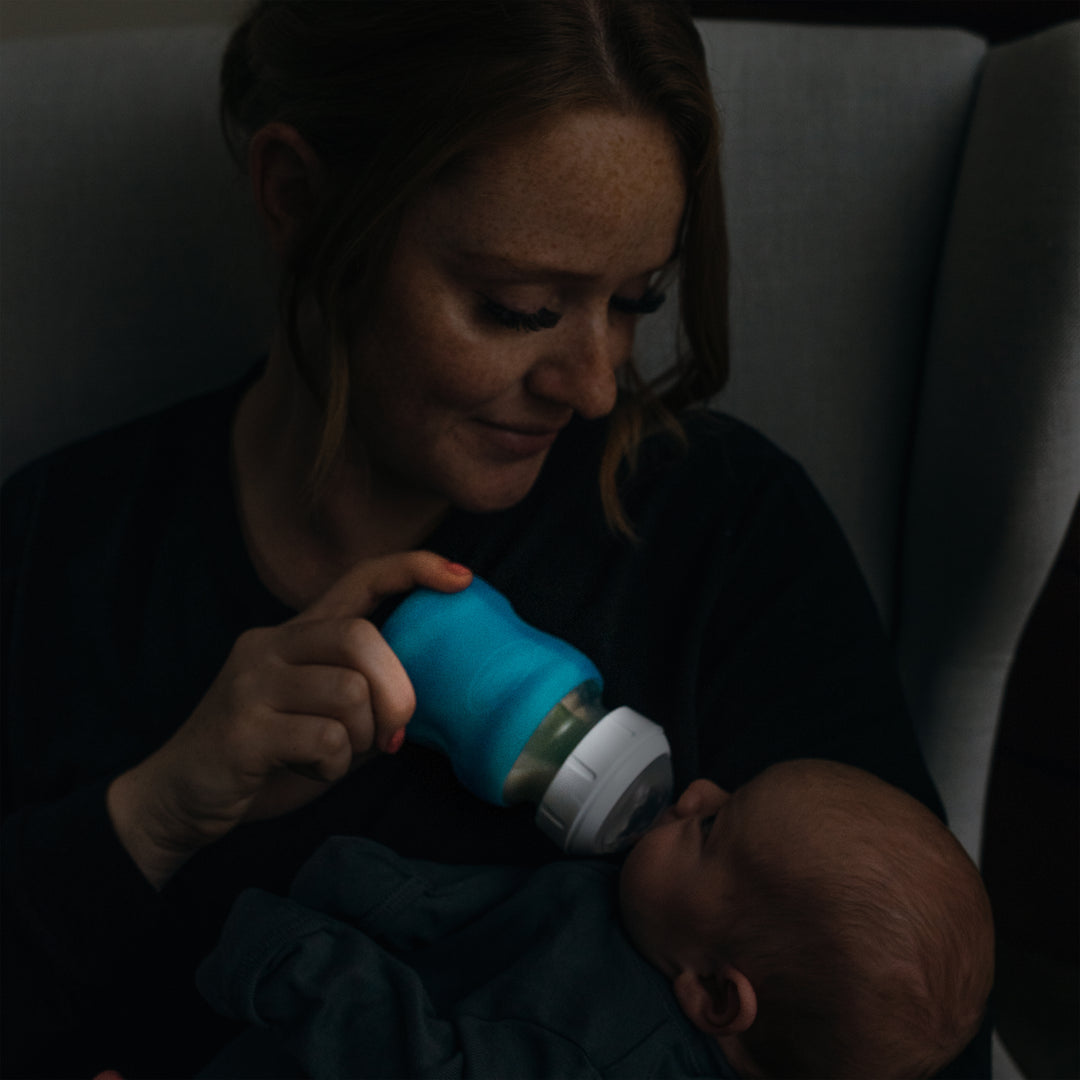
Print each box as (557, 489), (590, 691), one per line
(2, 367), (960, 1077)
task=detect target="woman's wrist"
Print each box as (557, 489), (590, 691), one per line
(106, 761), (214, 890)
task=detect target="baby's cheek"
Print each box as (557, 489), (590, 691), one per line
(616, 861), (643, 930)
(619, 834), (659, 909)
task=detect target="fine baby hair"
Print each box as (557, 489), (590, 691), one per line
(710, 761), (993, 1078)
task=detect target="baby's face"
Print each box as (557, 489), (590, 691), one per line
(618, 777), (742, 973)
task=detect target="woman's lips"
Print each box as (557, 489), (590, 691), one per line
(472, 419), (565, 460)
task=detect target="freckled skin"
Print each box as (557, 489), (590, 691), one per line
(350, 108), (687, 517)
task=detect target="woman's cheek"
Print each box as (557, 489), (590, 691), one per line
(422, 338), (532, 410)
(357, 282), (537, 411)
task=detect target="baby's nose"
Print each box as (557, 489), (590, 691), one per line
(673, 777), (729, 817)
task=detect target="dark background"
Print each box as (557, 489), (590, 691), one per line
(690, 0), (1078, 42)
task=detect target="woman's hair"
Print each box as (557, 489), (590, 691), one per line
(220, 0), (727, 534)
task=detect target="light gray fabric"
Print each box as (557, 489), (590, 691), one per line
(0, 26), (274, 481)
(691, 22), (988, 624)
(1, 16), (1077, 902)
(895, 21), (1080, 861)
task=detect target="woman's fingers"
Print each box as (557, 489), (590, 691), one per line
(272, 618), (415, 752)
(264, 661), (394, 756)
(280, 551), (472, 751)
(108, 552), (474, 889)
(302, 550), (472, 621)
(267, 663), (373, 727)
(265, 712), (355, 784)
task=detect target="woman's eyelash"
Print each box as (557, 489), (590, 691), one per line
(479, 287), (665, 332)
(700, 812), (718, 840)
(480, 296), (561, 332)
(610, 287), (666, 316)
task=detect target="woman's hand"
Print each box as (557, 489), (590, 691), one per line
(107, 551), (472, 889)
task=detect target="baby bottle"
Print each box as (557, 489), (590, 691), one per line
(380, 577), (673, 854)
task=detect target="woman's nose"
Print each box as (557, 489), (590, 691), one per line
(526, 316), (627, 419)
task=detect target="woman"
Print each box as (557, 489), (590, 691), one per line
(1, 2), (973, 1077)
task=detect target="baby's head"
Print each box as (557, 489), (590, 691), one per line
(618, 759), (994, 1079)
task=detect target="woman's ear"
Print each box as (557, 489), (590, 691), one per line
(247, 122), (325, 258)
(673, 963), (757, 1038)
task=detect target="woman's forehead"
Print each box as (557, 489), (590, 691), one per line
(410, 109), (686, 282)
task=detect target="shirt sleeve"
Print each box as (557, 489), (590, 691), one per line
(1, 461), (203, 1077)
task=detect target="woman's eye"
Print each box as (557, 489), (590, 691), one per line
(479, 295), (561, 332)
(610, 287), (666, 316)
(700, 812), (718, 839)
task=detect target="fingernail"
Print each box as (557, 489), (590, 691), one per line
(444, 561), (471, 576)
(385, 729), (406, 755)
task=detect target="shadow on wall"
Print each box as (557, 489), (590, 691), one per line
(982, 498), (1080, 1079)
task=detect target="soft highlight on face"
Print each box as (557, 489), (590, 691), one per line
(345, 109), (686, 517)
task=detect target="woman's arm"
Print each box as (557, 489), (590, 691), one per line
(2, 452), (472, 1072)
(105, 553), (473, 888)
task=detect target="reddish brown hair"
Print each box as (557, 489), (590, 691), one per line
(221, 0), (727, 533)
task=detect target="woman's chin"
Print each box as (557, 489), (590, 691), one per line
(449, 456), (550, 514)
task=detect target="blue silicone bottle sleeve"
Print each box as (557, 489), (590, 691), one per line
(380, 577), (602, 805)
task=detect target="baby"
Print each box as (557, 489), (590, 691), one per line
(620, 758), (996, 1078)
(198, 759), (993, 1079)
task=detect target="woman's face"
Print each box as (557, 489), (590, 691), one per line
(348, 108), (686, 515)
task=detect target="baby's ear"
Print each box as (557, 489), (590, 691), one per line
(673, 964), (757, 1038)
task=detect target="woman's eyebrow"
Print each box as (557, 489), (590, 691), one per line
(451, 248), (675, 283)
(451, 250), (603, 282)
